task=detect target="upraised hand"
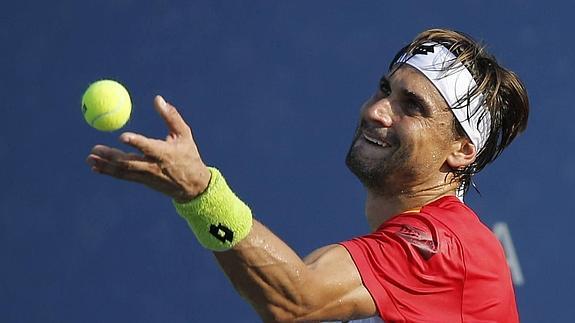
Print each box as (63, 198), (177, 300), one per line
(86, 95), (211, 203)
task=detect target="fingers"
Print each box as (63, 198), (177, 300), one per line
(88, 145), (145, 162)
(119, 132), (166, 159)
(154, 95), (192, 138)
(86, 145), (166, 182)
(88, 145), (154, 170)
(116, 96), (195, 158)
(86, 148), (183, 199)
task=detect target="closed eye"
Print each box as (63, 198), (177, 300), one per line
(402, 90), (429, 117)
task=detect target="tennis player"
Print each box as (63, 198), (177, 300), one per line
(87, 29), (529, 322)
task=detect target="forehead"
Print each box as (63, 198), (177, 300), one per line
(389, 64), (450, 113)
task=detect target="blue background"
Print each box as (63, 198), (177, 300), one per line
(1, 1), (570, 322)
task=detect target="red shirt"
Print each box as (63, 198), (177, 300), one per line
(340, 196), (518, 323)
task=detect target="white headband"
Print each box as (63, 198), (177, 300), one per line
(396, 42), (490, 151)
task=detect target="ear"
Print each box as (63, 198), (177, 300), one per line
(446, 138), (477, 170)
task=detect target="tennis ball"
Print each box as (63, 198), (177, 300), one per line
(82, 80), (132, 131)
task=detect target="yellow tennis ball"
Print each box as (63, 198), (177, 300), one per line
(82, 80), (132, 131)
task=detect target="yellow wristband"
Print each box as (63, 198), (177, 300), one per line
(173, 167), (253, 251)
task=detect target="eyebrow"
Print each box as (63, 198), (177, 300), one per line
(382, 72), (437, 116)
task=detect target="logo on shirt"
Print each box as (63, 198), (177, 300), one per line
(395, 224), (437, 260)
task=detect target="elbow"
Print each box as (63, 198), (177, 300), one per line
(259, 305), (305, 323)
(258, 299), (321, 323)
(261, 313), (293, 323)
(243, 272), (326, 322)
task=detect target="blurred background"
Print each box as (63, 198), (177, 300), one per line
(1, 1), (570, 322)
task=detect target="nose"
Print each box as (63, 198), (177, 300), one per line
(362, 97), (394, 128)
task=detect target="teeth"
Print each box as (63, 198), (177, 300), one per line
(362, 133), (389, 147)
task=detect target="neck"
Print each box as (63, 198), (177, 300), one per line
(364, 182), (459, 231)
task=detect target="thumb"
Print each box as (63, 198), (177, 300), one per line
(154, 95), (192, 137)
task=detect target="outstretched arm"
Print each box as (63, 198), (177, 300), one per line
(214, 222), (376, 322)
(86, 96), (376, 322)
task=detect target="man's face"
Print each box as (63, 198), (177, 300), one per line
(345, 65), (459, 195)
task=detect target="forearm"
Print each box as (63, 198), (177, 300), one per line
(214, 220), (317, 322)
(171, 168), (371, 320)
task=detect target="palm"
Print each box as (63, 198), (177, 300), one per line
(86, 95), (211, 202)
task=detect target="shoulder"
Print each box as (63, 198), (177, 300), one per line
(383, 196), (493, 245)
(354, 196), (487, 266)
(417, 196), (502, 253)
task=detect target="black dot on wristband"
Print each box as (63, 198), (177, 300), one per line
(209, 223), (234, 243)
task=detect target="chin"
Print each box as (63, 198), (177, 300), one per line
(345, 141), (415, 194)
(346, 145), (388, 191)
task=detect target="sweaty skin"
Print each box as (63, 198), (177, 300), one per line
(86, 65), (476, 321)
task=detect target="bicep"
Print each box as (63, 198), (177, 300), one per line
(299, 244), (377, 321)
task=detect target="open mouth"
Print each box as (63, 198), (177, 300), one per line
(362, 133), (390, 148)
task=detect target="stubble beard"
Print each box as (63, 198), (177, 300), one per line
(345, 133), (415, 196)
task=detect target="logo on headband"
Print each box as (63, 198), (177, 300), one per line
(413, 44), (435, 55)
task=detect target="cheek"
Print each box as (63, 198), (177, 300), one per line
(424, 134), (454, 166)
(396, 119), (428, 147)
(401, 122), (451, 163)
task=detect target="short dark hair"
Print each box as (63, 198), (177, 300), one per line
(389, 29), (529, 194)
